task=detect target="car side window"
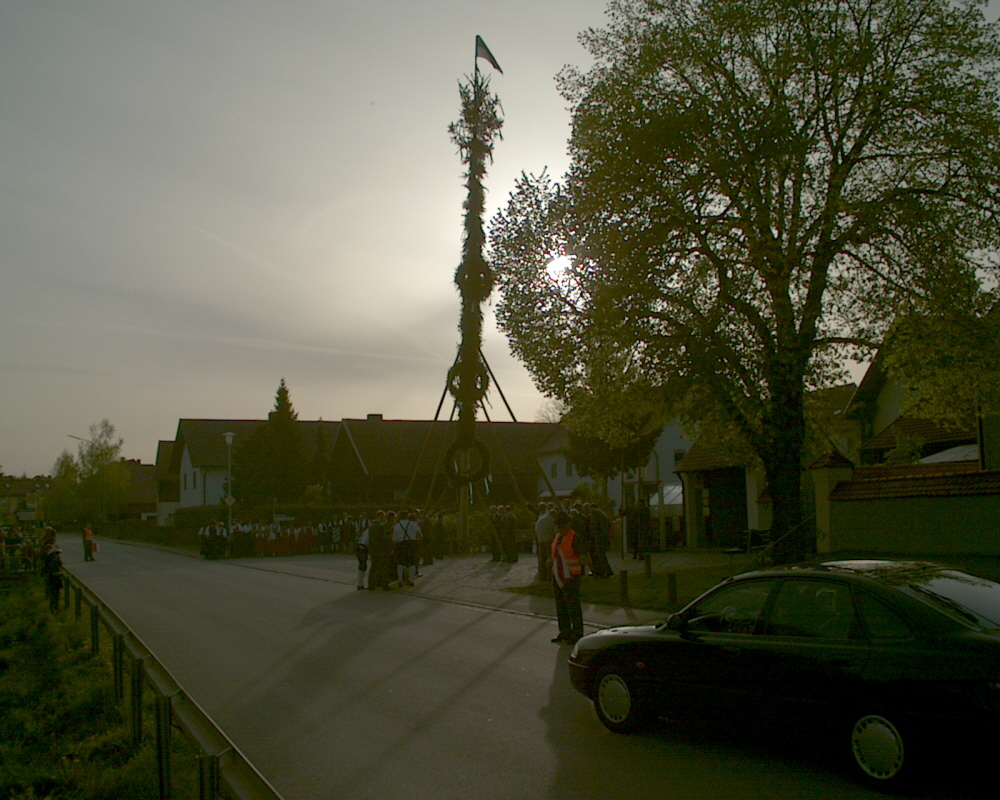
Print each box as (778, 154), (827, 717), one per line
(765, 580), (858, 639)
(686, 580), (776, 635)
(856, 591), (913, 640)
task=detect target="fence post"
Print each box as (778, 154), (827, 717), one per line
(155, 694), (172, 800)
(619, 570), (630, 607)
(113, 634), (125, 703)
(198, 754), (220, 800)
(74, 586), (82, 619)
(131, 656), (144, 747)
(63, 577), (70, 610)
(90, 605), (100, 656)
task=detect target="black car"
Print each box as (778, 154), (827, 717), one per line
(568, 560), (1000, 790)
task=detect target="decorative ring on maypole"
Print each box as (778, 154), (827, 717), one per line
(447, 360), (490, 406)
(443, 438), (491, 483)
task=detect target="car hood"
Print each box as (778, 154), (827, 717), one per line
(572, 623), (663, 655)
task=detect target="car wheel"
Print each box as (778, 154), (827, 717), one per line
(592, 664), (648, 734)
(848, 711), (908, 789)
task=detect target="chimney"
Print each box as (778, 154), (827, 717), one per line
(367, 414), (383, 422)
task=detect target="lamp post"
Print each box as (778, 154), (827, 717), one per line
(651, 449), (666, 551)
(223, 432), (236, 555)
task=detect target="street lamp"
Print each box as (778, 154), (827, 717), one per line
(223, 432), (236, 554)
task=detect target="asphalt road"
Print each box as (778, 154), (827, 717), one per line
(62, 540), (992, 800)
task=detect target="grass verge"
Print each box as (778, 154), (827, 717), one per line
(506, 551), (1000, 615)
(0, 576), (206, 799)
(507, 564), (734, 615)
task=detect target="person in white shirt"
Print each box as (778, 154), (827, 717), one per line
(534, 504), (556, 581)
(392, 510), (422, 587)
(355, 525), (370, 589)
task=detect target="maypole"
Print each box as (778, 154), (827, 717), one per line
(445, 37), (503, 547)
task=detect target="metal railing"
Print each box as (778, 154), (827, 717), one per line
(64, 569), (284, 800)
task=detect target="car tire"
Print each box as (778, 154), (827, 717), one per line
(848, 711), (909, 790)
(592, 664), (648, 734)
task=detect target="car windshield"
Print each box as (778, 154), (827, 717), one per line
(907, 571), (1000, 631)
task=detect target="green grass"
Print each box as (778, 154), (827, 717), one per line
(507, 564), (735, 615)
(0, 577), (207, 799)
(507, 551), (1000, 615)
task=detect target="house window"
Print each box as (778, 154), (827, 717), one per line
(551, 462), (558, 479)
(567, 462), (574, 477)
(183, 473), (188, 491)
(193, 472), (197, 490)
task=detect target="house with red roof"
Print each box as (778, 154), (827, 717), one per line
(156, 414), (561, 518)
(810, 356), (1000, 555)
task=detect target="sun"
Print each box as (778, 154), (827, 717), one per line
(545, 254), (573, 282)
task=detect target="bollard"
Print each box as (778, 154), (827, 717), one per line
(90, 604), (100, 656)
(619, 569), (630, 607)
(130, 657), (144, 747)
(644, 552), (652, 579)
(155, 694), (172, 800)
(668, 572), (678, 606)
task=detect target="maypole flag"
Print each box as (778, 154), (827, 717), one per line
(475, 35), (503, 74)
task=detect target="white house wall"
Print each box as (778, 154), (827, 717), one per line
(178, 447), (227, 508)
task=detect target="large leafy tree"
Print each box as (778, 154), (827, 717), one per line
(49, 419), (131, 523)
(491, 0), (1000, 548)
(567, 424), (664, 486)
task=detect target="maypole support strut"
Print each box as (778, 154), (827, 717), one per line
(445, 64), (503, 485)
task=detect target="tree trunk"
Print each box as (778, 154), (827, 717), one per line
(760, 361), (811, 563)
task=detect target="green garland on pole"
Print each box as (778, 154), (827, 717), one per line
(445, 70), (503, 483)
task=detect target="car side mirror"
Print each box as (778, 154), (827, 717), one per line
(666, 613), (685, 632)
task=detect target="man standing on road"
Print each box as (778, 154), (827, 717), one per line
(488, 505), (503, 562)
(83, 523), (95, 561)
(368, 511), (391, 591)
(501, 505), (518, 563)
(587, 504), (614, 578)
(393, 510), (421, 587)
(534, 504), (555, 582)
(548, 511), (585, 644)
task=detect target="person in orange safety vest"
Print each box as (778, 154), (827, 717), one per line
(549, 511), (586, 644)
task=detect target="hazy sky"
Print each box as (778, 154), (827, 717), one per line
(5, 1), (999, 478)
(1, 0), (609, 476)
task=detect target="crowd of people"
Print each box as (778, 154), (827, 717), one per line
(197, 511), (443, 591)
(1, 523), (99, 613)
(529, 501), (615, 582)
(194, 498), (636, 641)
(355, 509), (427, 590)
(0, 526), (36, 572)
(10, 496), (638, 643)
